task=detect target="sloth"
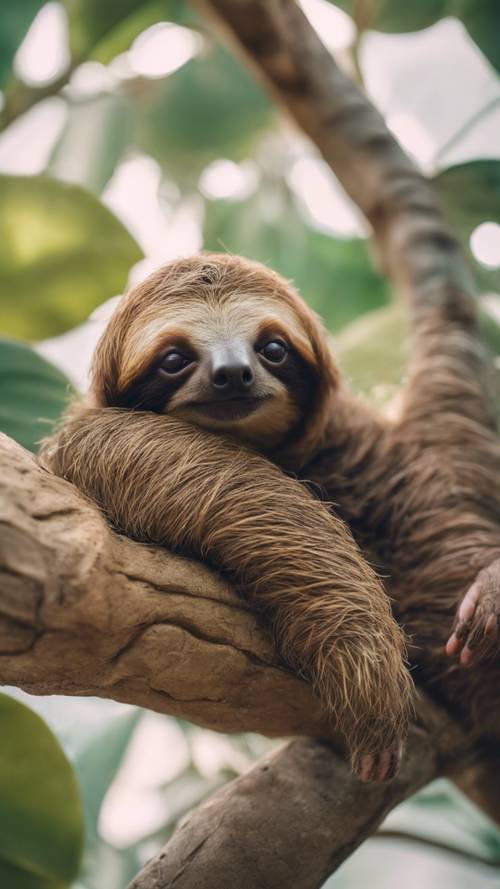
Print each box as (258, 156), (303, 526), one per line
(41, 253), (500, 783)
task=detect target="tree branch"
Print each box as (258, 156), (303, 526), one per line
(127, 721), (462, 889)
(0, 431), (335, 739)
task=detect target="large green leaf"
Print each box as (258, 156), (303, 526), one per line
(335, 298), (500, 406)
(136, 44), (273, 185)
(0, 174), (142, 339)
(63, 0), (188, 63)
(434, 160), (500, 233)
(203, 190), (389, 331)
(433, 160), (500, 292)
(335, 303), (406, 398)
(48, 93), (132, 193)
(0, 693), (83, 889)
(332, 1), (500, 72)
(0, 2), (45, 86)
(0, 338), (73, 452)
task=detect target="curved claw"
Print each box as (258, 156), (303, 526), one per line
(353, 741), (402, 783)
(446, 561), (500, 667)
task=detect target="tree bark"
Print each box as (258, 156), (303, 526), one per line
(0, 432), (333, 740)
(128, 733), (439, 889)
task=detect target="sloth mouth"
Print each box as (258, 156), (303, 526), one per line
(189, 396), (269, 421)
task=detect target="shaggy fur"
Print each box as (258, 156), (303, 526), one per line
(41, 254), (500, 780)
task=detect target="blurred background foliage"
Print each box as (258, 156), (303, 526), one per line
(1, 1), (500, 887)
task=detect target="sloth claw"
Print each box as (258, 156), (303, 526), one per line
(353, 742), (402, 783)
(446, 560), (500, 667)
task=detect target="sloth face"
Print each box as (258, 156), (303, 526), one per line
(92, 254), (338, 453)
(115, 293), (316, 450)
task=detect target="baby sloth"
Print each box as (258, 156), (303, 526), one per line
(43, 254), (413, 783)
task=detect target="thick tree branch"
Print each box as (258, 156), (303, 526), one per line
(128, 720), (466, 889)
(0, 432), (331, 739)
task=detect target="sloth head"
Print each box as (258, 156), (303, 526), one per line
(90, 254), (339, 462)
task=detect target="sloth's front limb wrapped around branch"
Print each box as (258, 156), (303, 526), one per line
(0, 429), (333, 735)
(41, 406), (413, 772)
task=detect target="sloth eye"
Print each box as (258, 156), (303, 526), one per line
(260, 339), (288, 364)
(160, 351), (191, 375)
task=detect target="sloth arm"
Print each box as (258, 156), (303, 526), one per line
(41, 404), (413, 778)
(398, 288), (500, 663)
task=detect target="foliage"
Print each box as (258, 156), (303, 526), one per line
(1, 1), (500, 888)
(0, 693), (83, 889)
(0, 338), (73, 451)
(0, 175), (142, 339)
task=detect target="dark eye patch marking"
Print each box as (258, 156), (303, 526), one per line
(255, 326), (316, 416)
(113, 335), (197, 412)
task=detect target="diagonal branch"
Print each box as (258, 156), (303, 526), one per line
(128, 719), (465, 889)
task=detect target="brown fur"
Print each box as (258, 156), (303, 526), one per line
(41, 253), (500, 779)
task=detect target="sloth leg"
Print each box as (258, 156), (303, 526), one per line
(446, 559), (500, 666)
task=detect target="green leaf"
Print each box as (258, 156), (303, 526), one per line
(433, 160), (500, 293)
(0, 174), (143, 339)
(136, 44), (273, 185)
(0, 339), (73, 452)
(335, 299), (500, 410)
(454, 0), (500, 74)
(332, 0), (445, 33)
(0, 693), (83, 889)
(0, 2), (45, 86)
(74, 709), (142, 846)
(63, 0), (188, 62)
(48, 93), (132, 193)
(203, 190), (389, 331)
(434, 160), (500, 234)
(335, 304), (407, 400)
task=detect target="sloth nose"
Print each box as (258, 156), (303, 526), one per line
(210, 348), (255, 395)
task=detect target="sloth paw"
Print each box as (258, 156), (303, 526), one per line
(446, 561), (500, 667)
(353, 741), (402, 783)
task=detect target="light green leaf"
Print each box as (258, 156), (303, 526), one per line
(433, 160), (500, 293)
(335, 300), (500, 409)
(0, 338), (73, 452)
(0, 174), (143, 339)
(0, 693), (83, 889)
(335, 303), (407, 399)
(74, 709), (142, 846)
